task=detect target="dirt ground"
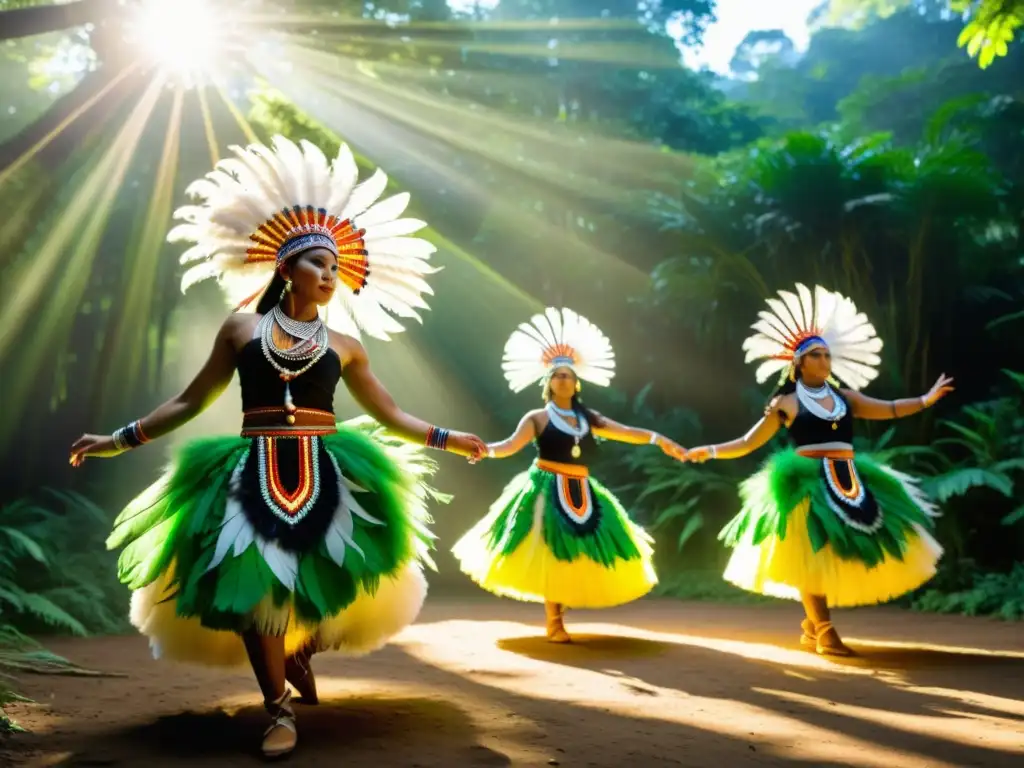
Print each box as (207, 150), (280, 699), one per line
(2, 596), (1022, 767)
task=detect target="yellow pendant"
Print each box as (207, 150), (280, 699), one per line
(571, 444), (582, 459)
(832, 422), (838, 430)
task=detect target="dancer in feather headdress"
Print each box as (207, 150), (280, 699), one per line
(685, 285), (953, 656)
(69, 136), (485, 757)
(451, 308), (686, 642)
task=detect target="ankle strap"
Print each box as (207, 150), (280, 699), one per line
(265, 688), (294, 717)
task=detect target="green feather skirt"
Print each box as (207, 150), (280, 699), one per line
(717, 447), (943, 607)
(108, 417), (444, 666)
(451, 462), (657, 608)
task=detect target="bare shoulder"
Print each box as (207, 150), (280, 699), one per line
(771, 392), (797, 424)
(326, 328), (365, 367)
(220, 312), (260, 351)
(525, 408), (548, 429)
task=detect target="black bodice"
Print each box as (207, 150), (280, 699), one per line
(238, 338), (342, 413)
(535, 413), (598, 465)
(787, 390), (854, 446)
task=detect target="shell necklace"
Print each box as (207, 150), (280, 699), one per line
(546, 402), (588, 458)
(258, 305), (329, 422)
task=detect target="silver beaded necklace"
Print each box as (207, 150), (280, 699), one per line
(796, 380), (846, 430)
(258, 305), (330, 414)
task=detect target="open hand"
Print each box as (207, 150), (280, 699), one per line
(656, 436), (687, 462)
(69, 434), (123, 467)
(922, 373), (955, 408)
(446, 431), (487, 461)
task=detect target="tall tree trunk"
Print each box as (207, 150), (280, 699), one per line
(0, 0), (118, 42)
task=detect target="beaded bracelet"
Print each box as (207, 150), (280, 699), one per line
(113, 420), (150, 451)
(425, 425), (450, 451)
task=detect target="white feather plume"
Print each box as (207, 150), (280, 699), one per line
(167, 134), (437, 340)
(743, 283), (883, 390)
(501, 307), (616, 393)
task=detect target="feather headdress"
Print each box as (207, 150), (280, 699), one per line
(167, 135), (438, 340)
(502, 307), (615, 393)
(742, 284), (883, 390)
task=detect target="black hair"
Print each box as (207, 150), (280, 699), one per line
(254, 269), (288, 317)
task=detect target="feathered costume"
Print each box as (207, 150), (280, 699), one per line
(452, 308), (657, 609)
(108, 136), (444, 665)
(718, 284), (943, 607)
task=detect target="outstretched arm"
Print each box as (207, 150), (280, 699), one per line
(686, 399), (788, 463)
(342, 340), (485, 459)
(485, 411), (540, 459)
(842, 373), (954, 420)
(591, 413), (686, 461)
(70, 314), (243, 465)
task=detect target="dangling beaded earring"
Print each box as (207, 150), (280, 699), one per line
(575, 379), (582, 393)
(280, 278), (293, 301)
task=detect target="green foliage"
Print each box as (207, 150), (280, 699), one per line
(953, 0), (1024, 68)
(589, 384), (753, 569)
(0, 488), (124, 731)
(651, 570), (774, 603)
(908, 560), (1024, 619)
(0, 488), (127, 637)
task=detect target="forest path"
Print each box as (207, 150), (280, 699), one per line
(3, 597), (1023, 767)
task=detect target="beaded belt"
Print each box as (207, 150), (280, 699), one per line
(241, 407), (337, 437)
(535, 459), (589, 478)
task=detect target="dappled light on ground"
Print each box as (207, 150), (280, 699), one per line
(4, 599), (1021, 767)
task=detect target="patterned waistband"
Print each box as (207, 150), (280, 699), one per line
(241, 407), (337, 437)
(535, 459), (589, 478)
(797, 448), (855, 460)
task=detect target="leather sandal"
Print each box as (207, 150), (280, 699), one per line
(544, 602), (571, 644)
(800, 618), (816, 649)
(262, 689), (297, 759)
(815, 620), (853, 657)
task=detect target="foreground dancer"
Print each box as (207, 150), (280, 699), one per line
(686, 284), (952, 656)
(452, 308), (685, 642)
(69, 136), (485, 757)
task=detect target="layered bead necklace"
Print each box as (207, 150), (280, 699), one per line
(796, 380), (846, 430)
(546, 402), (589, 458)
(258, 304), (329, 422)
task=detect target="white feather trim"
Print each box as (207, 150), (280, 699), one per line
(743, 283), (883, 390)
(501, 307), (615, 392)
(167, 134), (438, 340)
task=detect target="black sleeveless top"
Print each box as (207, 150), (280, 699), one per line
(787, 389), (854, 446)
(535, 413), (598, 466)
(237, 338), (342, 412)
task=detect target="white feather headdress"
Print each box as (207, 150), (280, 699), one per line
(167, 135), (438, 340)
(742, 283), (883, 390)
(502, 307), (615, 393)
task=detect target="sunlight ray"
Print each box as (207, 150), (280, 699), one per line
(399, 619), (977, 768)
(214, 85), (260, 144)
(98, 85), (185, 415)
(275, 39), (693, 199)
(0, 62), (142, 189)
(195, 87), (221, 166)
(0, 73), (168, 445)
(753, 687), (1024, 754)
(249, 53), (652, 297)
